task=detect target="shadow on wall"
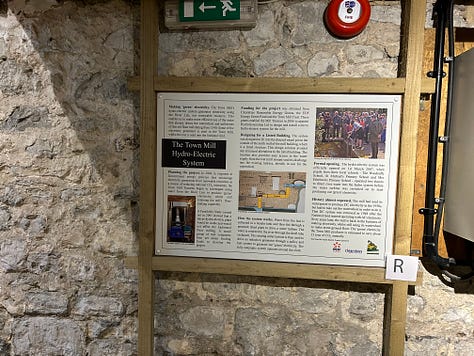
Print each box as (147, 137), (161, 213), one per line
(0, 2), (143, 354)
(2, 1), (141, 245)
(0, 2), (7, 17)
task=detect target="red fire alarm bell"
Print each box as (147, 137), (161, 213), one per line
(324, 0), (371, 39)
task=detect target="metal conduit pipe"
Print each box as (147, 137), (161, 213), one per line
(421, 0), (474, 283)
(421, 0), (454, 268)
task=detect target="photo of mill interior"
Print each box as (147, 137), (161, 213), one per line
(238, 171), (306, 213)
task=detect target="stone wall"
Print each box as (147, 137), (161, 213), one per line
(159, 1), (401, 78)
(1, 0), (474, 355)
(0, 1), (139, 355)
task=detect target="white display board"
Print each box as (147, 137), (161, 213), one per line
(156, 93), (401, 267)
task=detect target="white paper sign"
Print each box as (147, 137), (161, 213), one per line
(157, 93), (401, 268)
(385, 255), (419, 282)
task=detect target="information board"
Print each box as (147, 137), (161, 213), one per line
(156, 93), (401, 267)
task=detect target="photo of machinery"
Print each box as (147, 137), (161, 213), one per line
(238, 171), (306, 213)
(166, 195), (196, 243)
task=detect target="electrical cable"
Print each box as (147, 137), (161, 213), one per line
(257, 0), (281, 5)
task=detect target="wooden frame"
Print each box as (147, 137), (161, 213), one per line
(128, 1), (432, 355)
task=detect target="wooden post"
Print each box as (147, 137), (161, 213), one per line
(383, 1), (427, 355)
(138, 0), (158, 355)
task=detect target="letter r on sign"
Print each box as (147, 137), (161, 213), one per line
(385, 255), (419, 282)
(393, 258), (404, 273)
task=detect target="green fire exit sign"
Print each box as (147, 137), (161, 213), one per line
(179, 0), (241, 22)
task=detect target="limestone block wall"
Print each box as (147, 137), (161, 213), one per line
(159, 1), (401, 78)
(0, 1), (139, 355)
(0, 0), (474, 355)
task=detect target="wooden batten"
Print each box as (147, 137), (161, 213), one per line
(137, 0), (158, 355)
(385, 1), (427, 355)
(128, 75), (435, 94)
(124, 256), (423, 286)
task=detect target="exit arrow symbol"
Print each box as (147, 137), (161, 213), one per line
(199, 2), (216, 13)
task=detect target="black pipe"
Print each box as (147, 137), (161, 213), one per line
(421, 0), (453, 267)
(420, 0), (474, 283)
(434, 0), (455, 249)
(435, 1), (474, 281)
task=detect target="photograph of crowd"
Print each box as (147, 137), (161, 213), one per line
(314, 108), (387, 159)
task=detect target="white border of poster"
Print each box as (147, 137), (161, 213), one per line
(156, 93), (401, 267)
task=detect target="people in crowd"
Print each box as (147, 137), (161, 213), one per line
(317, 109), (387, 158)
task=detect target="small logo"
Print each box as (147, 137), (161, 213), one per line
(345, 1), (356, 8)
(333, 241), (342, 252)
(367, 240), (380, 254)
(345, 248), (363, 254)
